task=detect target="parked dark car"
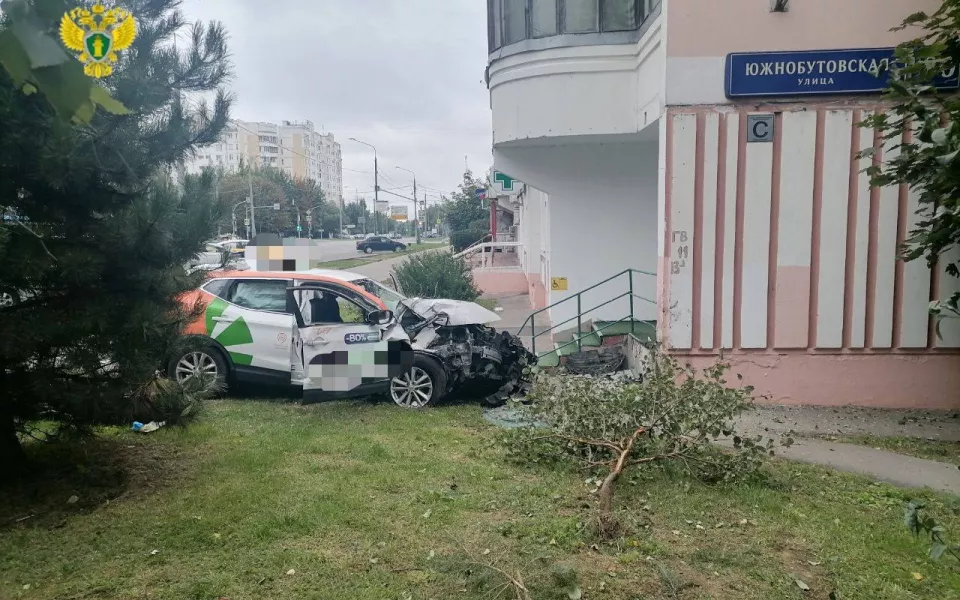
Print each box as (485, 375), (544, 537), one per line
(357, 236), (407, 254)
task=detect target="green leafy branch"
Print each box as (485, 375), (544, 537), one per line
(904, 500), (960, 563)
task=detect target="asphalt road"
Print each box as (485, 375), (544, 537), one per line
(350, 246), (450, 281)
(308, 237), (418, 262)
(192, 236), (439, 268)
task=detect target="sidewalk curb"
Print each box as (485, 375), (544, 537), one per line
(718, 437), (960, 495)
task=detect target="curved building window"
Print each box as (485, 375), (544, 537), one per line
(489, 0), (659, 54)
(565, 0), (598, 34)
(503, 0), (527, 45)
(531, 0), (558, 38)
(601, 0), (636, 31)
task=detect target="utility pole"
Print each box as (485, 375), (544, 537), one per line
(374, 154), (380, 235)
(349, 138), (379, 235)
(396, 165), (420, 245)
(338, 195), (344, 238)
(413, 190), (420, 244)
(247, 170), (257, 239)
(215, 175), (222, 236)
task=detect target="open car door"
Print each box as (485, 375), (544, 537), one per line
(289, 282), (412, 402)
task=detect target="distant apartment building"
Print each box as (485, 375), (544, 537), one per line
(182, 119), (343, 203)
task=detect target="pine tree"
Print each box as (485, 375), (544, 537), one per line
(0, 0), (233, 473)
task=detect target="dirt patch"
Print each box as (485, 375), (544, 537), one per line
(0, 436), (190, 529)
(737, 405), (960, 442)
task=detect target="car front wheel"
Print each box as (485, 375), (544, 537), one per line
(390, 355), (446, 409)
(364, 247), (373, 254)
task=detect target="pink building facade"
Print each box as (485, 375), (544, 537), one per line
(486, 0), (960, 408)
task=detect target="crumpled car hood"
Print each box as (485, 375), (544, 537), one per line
(401, 298), (501, 326)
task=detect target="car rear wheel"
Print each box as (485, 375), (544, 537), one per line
(168, 347), (227, 392)
(390, 355), (446, 409)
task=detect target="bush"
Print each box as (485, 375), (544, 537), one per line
(502, 350), (777, 533)
(450, 229), (488, 252)
(393, 251), (481, 301)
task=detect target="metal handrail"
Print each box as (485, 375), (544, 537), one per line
(519, 268), (656, 355)
(534, 291), (633, 340)
(455, 234), (492, 257)
(457, 241), (523, 269)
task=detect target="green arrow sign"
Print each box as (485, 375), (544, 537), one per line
(494, 171), (516, 192)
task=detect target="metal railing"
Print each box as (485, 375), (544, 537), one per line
(458, 241), (523, 269)
(518, 269), (657, 356)
(454, 233), (518, 256)
(456, 234), (492, 256)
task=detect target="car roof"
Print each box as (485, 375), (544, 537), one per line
(297, 268), (365, 282)
(206, 270), (385, 308)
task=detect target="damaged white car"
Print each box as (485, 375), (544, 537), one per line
(170, 269), (535, 408)
(394, 297), (536, 407)
(307, 269), (536, 407)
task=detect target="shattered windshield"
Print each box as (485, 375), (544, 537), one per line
(356, 278), (406, 312)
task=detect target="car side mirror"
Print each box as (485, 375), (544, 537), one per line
(367, 309), (394, 326)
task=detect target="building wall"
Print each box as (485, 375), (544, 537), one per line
(484, 0), (959, 408)
(496, 137), (660, 328)
(664, 0), (941, 105)
(489, 18), (664, 145)
(180, 120), (344, 203)
(660, 106), (960, 408)
(517, 186), (546, 309)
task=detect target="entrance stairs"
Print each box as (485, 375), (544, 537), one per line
(515, 269), (659, 367)
(536, 319), (657, 367)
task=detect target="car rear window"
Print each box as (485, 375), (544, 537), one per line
(201, 279), (231, 299)
(228, 280), (289, 312)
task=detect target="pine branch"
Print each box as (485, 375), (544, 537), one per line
(14, 220), (57, 262)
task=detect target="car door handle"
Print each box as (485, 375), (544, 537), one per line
(212, 317), (232, 323)
(305, 339), (328, 347)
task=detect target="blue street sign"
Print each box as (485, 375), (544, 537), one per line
(725, 48), (960, 98)
(475, 188), (487, 201)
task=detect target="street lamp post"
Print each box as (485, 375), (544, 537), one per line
(349, 138), (379, 234)
(231, 200), (248, 238)
(395, 166), (420, 245)
(306, 203), (323, 238)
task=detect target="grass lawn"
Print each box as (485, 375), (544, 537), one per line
(314, 243), (448, 270)
(2, 401), (959, 600)
(476, 298), (498, 312)
(819, 435), (960, 466)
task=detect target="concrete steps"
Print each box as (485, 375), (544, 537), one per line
(535, 319), (657, 368)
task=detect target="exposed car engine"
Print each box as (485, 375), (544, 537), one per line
(397, 298), (537, 406)
(424, 324), (536, 406)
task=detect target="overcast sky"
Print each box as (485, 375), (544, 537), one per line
(179, 0), (492, 203)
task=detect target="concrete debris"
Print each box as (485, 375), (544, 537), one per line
(483, 404), (548, 429)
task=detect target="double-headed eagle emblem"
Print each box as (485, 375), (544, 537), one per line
(59, 3), (137, 78)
